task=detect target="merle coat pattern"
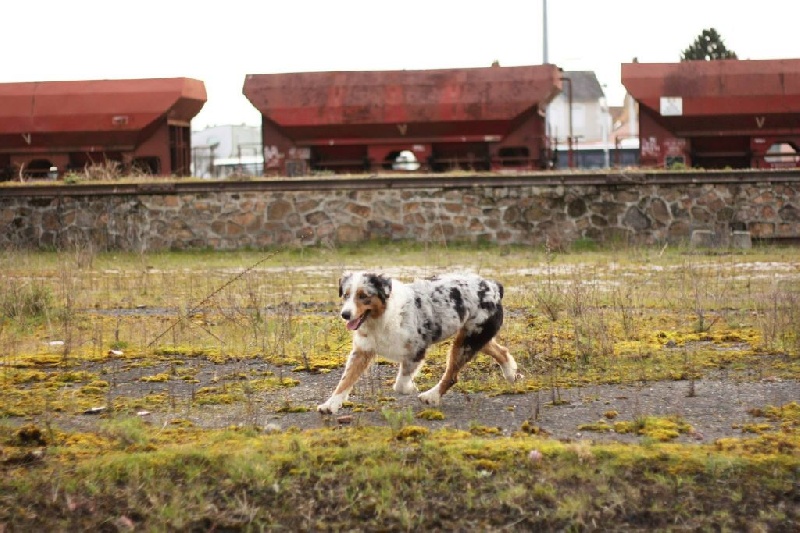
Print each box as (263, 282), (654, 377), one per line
(317, 272), (520, 414)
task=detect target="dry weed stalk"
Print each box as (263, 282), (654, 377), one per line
(753, 282), (800, 356)
(147, 252), (280, 350)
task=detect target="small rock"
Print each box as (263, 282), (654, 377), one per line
(108, 349), (124, 356)
(263, 423), (282, 433)
(114, 515), (136, 532)
(528, 449), (543, 463)
(83, 406), (107, 415)
(136, 410), (151, 417)
(336, 415), (353, 425)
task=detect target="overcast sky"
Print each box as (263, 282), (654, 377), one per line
(4, 1), (800, 129)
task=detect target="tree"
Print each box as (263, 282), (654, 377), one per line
(681, 28), (738, 61)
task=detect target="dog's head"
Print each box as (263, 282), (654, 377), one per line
(338, 272), (392, 331)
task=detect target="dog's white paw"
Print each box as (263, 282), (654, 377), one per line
(317, 396), (343, 415)
(418, 387), (441, 406)
(501, 359), (521, 383)
(393, 380), (418, 395)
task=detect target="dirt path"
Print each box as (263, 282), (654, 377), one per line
(267, 366), (797, 443)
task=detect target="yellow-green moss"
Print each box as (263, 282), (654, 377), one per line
(194, 386), (240, 405)
(79, 385), (108, 395)
(519, 420), (546, 435)
(7, 370), (48, 383)
(416, 409), (445, 421)
(739, 423), (773, 434)
(471, 458), (501, 472)
(275, 403), (312, 413)
(613, 416), (693, 442)
(760, 402), (799, 425)
(140, 373), (170, 383)
(394, 425), (429, 441)
(579, 420), (614, 433)
(469, 424), (502, 436)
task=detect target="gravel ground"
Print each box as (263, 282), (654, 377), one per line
(263, 365), (798, 443)
(42, 359), (798, 444)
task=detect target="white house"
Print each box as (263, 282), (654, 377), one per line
(191, 124), (263, 178)
(547, 71), (614, 168)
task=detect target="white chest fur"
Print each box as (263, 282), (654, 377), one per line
(352, 284), (414, 362)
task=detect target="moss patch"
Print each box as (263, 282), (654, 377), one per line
(613, 415), (694, 442)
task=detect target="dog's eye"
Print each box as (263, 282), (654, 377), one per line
(359, 294), (371, 302)
(342, 291), (350, 299)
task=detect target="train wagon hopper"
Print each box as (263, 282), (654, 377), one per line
(622, 59), (800, 169)
(0, 78), (206, 179)
(242, 65), (562, 175)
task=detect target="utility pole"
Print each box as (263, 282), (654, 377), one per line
(542, 0), (549, 64)
(561, 75), (574, 169)
(543, 0), (552, 168)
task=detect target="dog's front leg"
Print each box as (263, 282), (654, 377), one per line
(317, 349), (375, 414)
(393, 358), (424, 395)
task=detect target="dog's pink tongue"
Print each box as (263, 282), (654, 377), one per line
(346, 318), (360, 331)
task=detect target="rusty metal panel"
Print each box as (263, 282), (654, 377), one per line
(622, 59), (800, 133)
(623, 59), (800, 115)
(0, 78), (206, 151)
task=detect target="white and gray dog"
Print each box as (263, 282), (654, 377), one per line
(317, 271), (520, 414)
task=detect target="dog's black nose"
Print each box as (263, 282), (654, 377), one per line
(341, 310), (351, 320)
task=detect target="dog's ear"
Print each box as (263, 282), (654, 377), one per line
(338, 273), (352, 298)
(367, 273), (392, 302)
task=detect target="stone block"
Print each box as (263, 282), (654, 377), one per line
(267, 200), (293, 221)
(650, 198), (671, 225)
(690, 229), (716, 248)
(731, 231), (752, 249)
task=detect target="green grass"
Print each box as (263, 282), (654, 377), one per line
(0, 421), (797, 530)
(0, 243), (798, 415)
(0, 242), (798, 529)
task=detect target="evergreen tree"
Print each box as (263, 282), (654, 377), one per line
(681, 28), (738, 61)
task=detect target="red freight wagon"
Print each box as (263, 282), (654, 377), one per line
(0, 78), (206, 179)
(622, 59), (800, 169)
(243, 65), (562, 175)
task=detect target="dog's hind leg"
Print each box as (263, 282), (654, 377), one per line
(481, 339), (521, 383)
(318, 349), (375, 414)
(420, 306), (506, 405)
(419, 330), (475, 405)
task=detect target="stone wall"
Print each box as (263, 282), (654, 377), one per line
(1, 177), (798, 250)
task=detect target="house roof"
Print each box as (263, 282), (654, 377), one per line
(560, 71), (605, 101)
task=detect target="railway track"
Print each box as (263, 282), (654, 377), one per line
(1, 169), (799, 198)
